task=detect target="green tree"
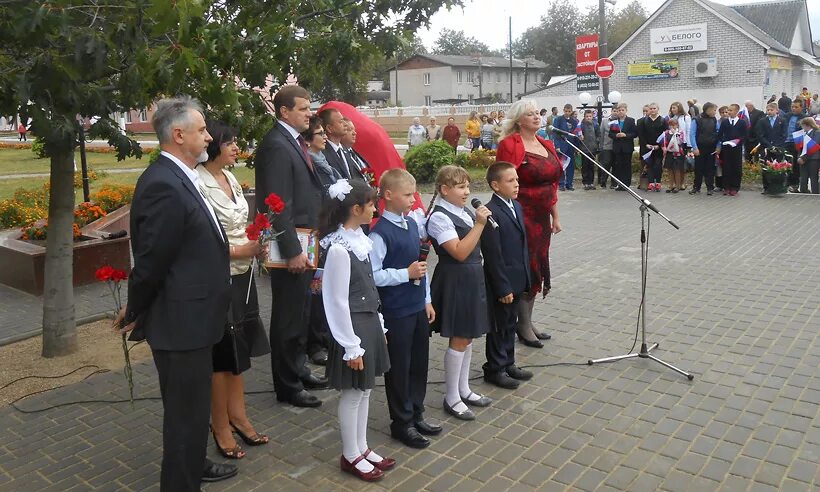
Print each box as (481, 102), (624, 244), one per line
(433, 28), (504, 57)
(582, 0), (648, 54)
(512, 2), (583, 77)
(0, 0), (460, 357)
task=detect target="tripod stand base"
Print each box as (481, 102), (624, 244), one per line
(588, 342), (694, 380)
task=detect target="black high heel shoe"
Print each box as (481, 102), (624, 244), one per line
(517, 335), (543, 348)
(211, 425), (245, 459)
(230, 422), (269, 446)
(533, 330), (552, 341)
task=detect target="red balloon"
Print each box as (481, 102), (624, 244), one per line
(316, 101), (425, 211)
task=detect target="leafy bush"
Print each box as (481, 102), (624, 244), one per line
(403, 140), (457, 183)
(464, 149), (496, 168)
(453, 152), (469, 168)
(30, 137), (47, 158)
(21, 220), (81, 241)
(0, 185), (50, 229)
(73, 168), (105, 188)
(91, 184), (135, 212)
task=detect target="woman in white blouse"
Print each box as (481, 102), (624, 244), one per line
(197, 120), (270, 459)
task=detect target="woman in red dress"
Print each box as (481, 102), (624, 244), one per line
(496, 100), (563, 348)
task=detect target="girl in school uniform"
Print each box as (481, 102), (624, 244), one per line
(320, 179), (394, 482)
(661, 118), (687, 193)
(426, 165), (494, 421)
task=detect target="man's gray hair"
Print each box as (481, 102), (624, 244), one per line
(152, 96), (204, 144)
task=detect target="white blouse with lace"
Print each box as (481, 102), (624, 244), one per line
(196, 166), (251, 276)
(320, 225), (386, 361)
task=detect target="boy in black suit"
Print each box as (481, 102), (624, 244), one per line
(481, 162), (533, 389)
(716, 103), (748, 196)
(609, 103), (639, 189)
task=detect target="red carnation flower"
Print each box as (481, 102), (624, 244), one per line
(254, 212), (271, 230)
(95, 265), (115, 282)
(264, 193), (285, 214)
(111, 269), (128, 282)
(246, 223), (260, 241)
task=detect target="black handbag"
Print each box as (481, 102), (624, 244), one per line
(213, 302), (242, 375)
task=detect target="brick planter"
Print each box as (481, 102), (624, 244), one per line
(0, 206), (131, 296)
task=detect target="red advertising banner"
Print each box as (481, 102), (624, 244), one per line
(576, 34), (599, 74)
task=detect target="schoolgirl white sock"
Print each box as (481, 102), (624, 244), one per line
(357, 390), (383, 462)
(458, 342), (481, 401)
(338, 389), (374, 473)
(445, 347), (469, 413)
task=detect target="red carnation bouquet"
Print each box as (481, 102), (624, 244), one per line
(96, 264), (134, 404)
(361, 167), (376, 187)
(245, 192), (285, 244)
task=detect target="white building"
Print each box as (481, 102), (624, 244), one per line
(388, 54), (547, 106)
(527, 0), (819, 113)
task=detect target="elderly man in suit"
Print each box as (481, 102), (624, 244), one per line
(255, 85), (328, 408)
(319, 107), (361, 182)
(609, 103), (639, 190)
(115, 97), (237, 490)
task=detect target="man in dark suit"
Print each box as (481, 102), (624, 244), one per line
(743, 101), (765, 161)
(716, 103), (748, 196)
(115, 97), (237, 490)
(319, 108), (363, 182)
(480, 162), (533, 390)
(341, 117), (370, 183)
(609, 103), (639, 189)
(755, 102), (787, 194)
(255, 85), (328, 408)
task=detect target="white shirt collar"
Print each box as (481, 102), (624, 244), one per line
(381, 209), (405, 227)
(161, 151), (200, 185)
(435, 197), (469, 218)
(327, 139), (344, 153)
(319, 225), (373, 261)
(493, 193), (514, 208)
(278, 120), (302, 141)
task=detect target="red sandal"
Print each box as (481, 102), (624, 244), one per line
(340, 455), (384, 482)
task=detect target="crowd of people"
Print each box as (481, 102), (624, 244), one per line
(120, 91), (565, 490)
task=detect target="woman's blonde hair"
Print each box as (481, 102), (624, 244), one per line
(426, 165), (470, 215)
(500, 99), (539, 140)
(800, 116), (819, 130)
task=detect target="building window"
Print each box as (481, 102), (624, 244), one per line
(507, 93), (512, 102)
(467, 71), (474, 83)
(424, 95), (432, 106)
(139, 108), (148, 122)
(456, 70), (462, 84)
(516, 71), (522, 84)
(496, 71), (501, 83)
(125, 111), (132, 124)
(423, 73), (431, 86)
(457, 94), (462, 100)
(468, 94), (474, 104)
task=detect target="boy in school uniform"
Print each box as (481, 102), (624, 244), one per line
(369, 169), (441, 449)
(480, 162), (534, 389)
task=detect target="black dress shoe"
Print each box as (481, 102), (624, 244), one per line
(484, 371), (520, 389)
(391, 427), (430, 449)
(519, 337), (544, 348)
(414, 419), (443, 436)
(533, 331), (551, 340)
(280, 389), (322, 408)
(301, 373), (329, 390)
(309, 349), (328, 366)
(506, 365), (533, 381)
(202, 460), (239, 483)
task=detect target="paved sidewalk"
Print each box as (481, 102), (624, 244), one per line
(0, 190), (818, 491)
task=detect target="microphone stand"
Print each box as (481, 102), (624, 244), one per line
(554, 132), (693, 380)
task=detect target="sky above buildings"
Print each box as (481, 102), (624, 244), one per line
(416, 0), (820, 52)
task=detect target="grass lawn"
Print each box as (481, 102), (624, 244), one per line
(0, 148), (151, 175)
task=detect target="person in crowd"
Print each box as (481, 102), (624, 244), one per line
(492, 112), (504, 149)
(319, 179), (393, 482)
(687, 99), (700, 119)
(320, 108), (357, 182)
(598, 111), (617, 189)
(340, 117), (371, 185)
(767, 94), (776, 105)
(742, 100), (764, 161)
(610, 103), (638, 190)
(197, 120), (271, 461)
(669, 102), (692, 145)
(639, 104), (650, 122)
(659, 118), (686, 193)
(546, 107), (559, 127)
(714, 105), (729, 191)
(465, 111), (481, 152)
(554, 103), (580, 191)
(800, 87), (811, 101)
(303, 116), (342, 190)
(115, 97), (238, 489)
(797, 117), (820, 194)
(256, 85), (328, 408)
(689, 102), (719, 195)
(755, 102), (787, 194)
(426, 117), (441, 141)
(369, 169), (441, 449)
(579, 109), (600, 190)
(17, 122), (26, 141)
(442, 116), (461, 152)
(715, 103), (748, 196)
(407, 117), (428, 149)
(480, 161), (534, 390)
(539, 108), (548, 129)
(778, 92), (792, 115)
(637, 103), (667, 192)
(489, 110), (499, 125)
(810, 94), (820, 116)
(480, 114), (495, 150)
(426, 165), (493, 420)
(784, 101), (807, 193)
(498, 110), (506, 121)
(496, 99), (563, 347)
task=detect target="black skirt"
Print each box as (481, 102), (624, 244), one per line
(213, 268), (271, 374)
(430, 262), (491, 339)
(326, 312), (390, 390)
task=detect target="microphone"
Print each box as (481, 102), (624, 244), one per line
(470, 198), (498, 229)
(413, 241), (431, 286)
(547, 125), (576, 137)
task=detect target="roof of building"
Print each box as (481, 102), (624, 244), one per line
(728, 0), (804, 49)
(366, 90), (390, 101)
(399, 53), (546, 69)
(697, 0), (790, 55)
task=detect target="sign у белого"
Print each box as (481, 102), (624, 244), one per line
(650, 23), (707, 55)
(577, 73), (599, 92)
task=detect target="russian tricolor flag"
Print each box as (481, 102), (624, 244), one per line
(801, 134), (819, 157)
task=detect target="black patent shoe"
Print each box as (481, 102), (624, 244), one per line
(519, 337), (544, 348)
(414, 419), (443, 436)
(443, 399), (475, 420)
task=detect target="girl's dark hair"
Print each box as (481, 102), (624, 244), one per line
(205, 120), (238, 162)
(301, 115), (323, 141)
(318, 180), (378, 239)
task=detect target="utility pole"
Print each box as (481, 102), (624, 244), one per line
(508, 16), (513, 102)
(394, 59), (399, 106)
(599, 0), (610, 101)
(524, 60), (528, 95)
(478, 59), (483, 99)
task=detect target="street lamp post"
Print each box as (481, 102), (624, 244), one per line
(578, 91), (621, 126)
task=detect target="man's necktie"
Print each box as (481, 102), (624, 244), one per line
(297, 135), (314, 172)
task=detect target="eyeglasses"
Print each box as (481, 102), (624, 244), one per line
(312, 131), (326, 137)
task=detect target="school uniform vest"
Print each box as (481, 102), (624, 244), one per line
(370, 217), (427, 318)
(696, 116), (718, 150)
(428, 206), (481, 265)
(320, 247), (380, 314)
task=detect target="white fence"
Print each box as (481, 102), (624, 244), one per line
(359, 103), (513, 118)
